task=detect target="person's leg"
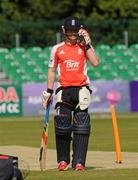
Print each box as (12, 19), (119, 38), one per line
(54, 107), (72, 165)
(72, 111), (91, 169)
(72, 86), (92, 170)
(54, 88), (73, 170)
(54, 98), (72, 170)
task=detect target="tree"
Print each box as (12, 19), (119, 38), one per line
(87, 0), (138, 20)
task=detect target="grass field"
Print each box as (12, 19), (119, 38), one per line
(0, 112), (138, 179)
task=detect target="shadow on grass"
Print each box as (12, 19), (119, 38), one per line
(48, 166), (104, 172)
(86, 166), (104, 170)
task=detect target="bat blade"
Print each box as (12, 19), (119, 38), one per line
(39, 100), (52, 170)
(39, 131), (47, 170)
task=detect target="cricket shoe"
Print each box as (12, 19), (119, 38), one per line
(58, 161), (68, 171)
(75, 163), (85, 171)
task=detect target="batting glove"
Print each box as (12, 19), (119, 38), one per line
(78, 28), (91, 45)
(41, 89), (53, 109)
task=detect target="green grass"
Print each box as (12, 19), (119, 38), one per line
(0, 114), (138, 152)
(25, 169), (138, 180)
(28, 169), (138, 180)
(0, 113), (138, 180)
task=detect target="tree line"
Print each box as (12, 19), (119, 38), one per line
(0, 0), (138, 47)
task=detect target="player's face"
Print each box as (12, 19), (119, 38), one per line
(66, 29), (79, 44)
(66, 29), (78, 36)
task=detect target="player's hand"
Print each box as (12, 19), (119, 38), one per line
(41, 89), (53, 109)
(78, 28), (91, 45)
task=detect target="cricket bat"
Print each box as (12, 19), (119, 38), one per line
(39, 100), (52, 170)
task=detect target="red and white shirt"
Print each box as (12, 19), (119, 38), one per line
(49, 41), (90, 87)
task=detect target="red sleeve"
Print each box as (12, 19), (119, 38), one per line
(48, 46), (58, 69)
